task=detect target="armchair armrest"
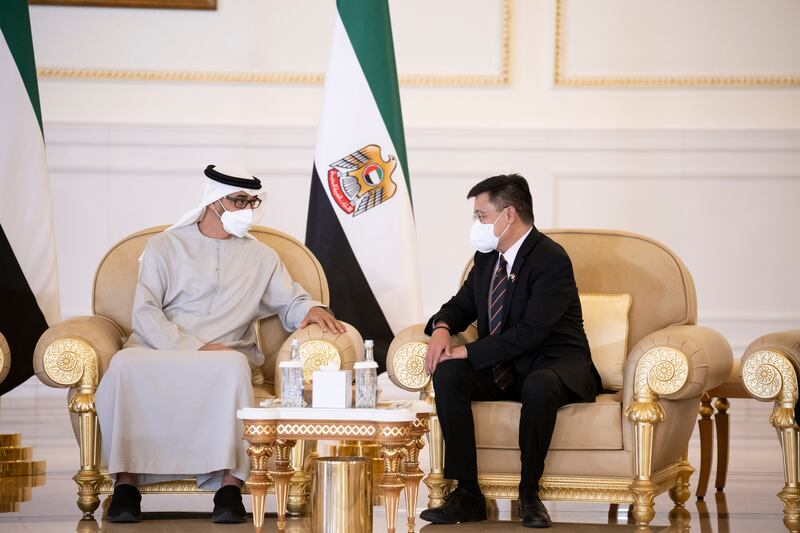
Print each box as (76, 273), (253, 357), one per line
(273, 321), (364, 396)
(386, 323), (478, 392)
(740, 329), (800, 426)
(33, 315), (124, 390)
(624, 325), (733, 406)
(0, 332), (10, 385)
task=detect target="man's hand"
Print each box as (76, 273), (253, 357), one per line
(425, 326), (452, 374)
(299, 307), (347, 334)
(199, 343), (228, 351)
(439, 345), (468, 363)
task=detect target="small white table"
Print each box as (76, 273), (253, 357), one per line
(237, 401), (432, 533)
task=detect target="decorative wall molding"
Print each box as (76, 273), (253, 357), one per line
(30, 0), (216, 9)
(43, 122), (800, 152)
(37, 0), (511, 87)
(554, 0), (800, 88)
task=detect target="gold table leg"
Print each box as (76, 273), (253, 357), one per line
(380, 443), (407, 533)
(401, 434), (425, 533)
(245, 443), (274, 532)
(269, 439), (297, 531)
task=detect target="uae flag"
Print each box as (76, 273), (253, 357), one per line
(306, 0), (422, 371)
(0, 0), (61, 394)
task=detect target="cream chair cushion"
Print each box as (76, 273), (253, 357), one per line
(473, 392), (623, 453)
(580, 293), (632, 391)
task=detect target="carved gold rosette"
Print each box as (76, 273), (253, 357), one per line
(298, 340), (341, 381)
(393, 342), (431, 391)
(742, 349), (798, 402)
(42, 337), (97, 387)
(642, 348), (690, 396)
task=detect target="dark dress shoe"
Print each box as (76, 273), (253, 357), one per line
(419, 487), (488, 524)
(107, 484), (142, 523)
(212, 485), (247, 524)
(518, 492), (552, 528)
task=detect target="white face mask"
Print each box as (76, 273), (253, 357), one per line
(469, 208), (510, 253)
(215, 200), (261, 238)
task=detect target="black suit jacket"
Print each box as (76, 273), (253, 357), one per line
(425, 227), (602, 402)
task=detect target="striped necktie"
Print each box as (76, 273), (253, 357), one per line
(489, 255), (513, 391)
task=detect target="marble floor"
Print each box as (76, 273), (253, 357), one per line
(0, 375), (789, 532)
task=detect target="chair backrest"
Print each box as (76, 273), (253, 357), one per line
(93, 225), (329, 373)
(459, 229), (696, 354)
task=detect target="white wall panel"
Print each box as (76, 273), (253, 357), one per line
(561, 0), (800, 78)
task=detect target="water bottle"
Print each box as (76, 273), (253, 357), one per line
(280, 339), (304, 408)
(355, 340), (378, 408)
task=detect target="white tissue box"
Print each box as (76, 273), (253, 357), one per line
(312, 369), (353, 408)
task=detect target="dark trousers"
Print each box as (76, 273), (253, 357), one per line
(433, 358), (577, 492)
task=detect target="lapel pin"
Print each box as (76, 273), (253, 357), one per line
(509, 273), (516, 283)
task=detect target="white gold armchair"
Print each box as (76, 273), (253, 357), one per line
(31, 225), (363, 518)
(386, 229), (734, 527)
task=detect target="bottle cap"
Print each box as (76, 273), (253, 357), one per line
(365, 340), (374, 347)
(291, 339), (299, 348)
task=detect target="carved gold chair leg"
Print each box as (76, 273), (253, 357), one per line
(696, 393), (714, 500)
(422, 413), (450, 508)
(71, 392), (104, 520)
(714, 397), (731, 492)
(775, 403), (800, 533)
(625, 349), (678, 527)
(742, 349), (800, 533)
(628, 416), (659, 525)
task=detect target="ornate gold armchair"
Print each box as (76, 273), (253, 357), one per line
(739, 329), (800, 533)
(387, 229), (733, 527)
(31, 225), (364, 518)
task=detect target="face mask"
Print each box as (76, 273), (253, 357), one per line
(215, 200), (261, 238)
(469, 208), (510, 253)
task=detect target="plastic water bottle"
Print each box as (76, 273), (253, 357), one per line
(355, 340), (378, 408)
(280, 339), (304, 408)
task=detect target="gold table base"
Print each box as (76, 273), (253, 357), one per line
(329, 440), (384, 506)
(242, 413), (429, 533)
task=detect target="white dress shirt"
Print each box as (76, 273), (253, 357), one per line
(495, 227), (533, 277)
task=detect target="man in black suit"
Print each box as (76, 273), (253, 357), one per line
(419, 174), (602, 528)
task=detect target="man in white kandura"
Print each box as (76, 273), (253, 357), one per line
(95, 165), (345, 524)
